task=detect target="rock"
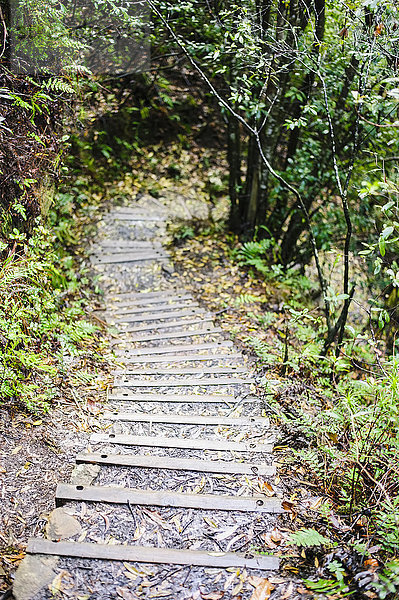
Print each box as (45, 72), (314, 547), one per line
(13, 555), (58, 600)
(45, 508), (82, 541)
(70, 463), (100, 485)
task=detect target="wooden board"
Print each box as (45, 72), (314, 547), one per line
(113, 302), (200, 316)
(55, 483), (282, 513)
(111, 215), (165, 222)
(107, 393), (240, 403)
(114, 377), (254, 387)
(76, 452), (276, 476)
(122, 317), (214, 334)
(112, 295), (192, 308)
(92, 254), (166, 265)
(26, 539), (280, 570)
(94, 250), (166, 260)
(110, 290), (178, 299)
(103, 412), (269, 427)
(95, 240), (163, 248)
(90, 433), (274, 452)
(113, 367), (247, 375)
(115, 309), (206, 323)
(117, 353), (243, 364)
(129, 328), (224, 343)
(114, 341), (234, 356)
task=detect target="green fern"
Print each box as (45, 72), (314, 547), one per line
(287, 528), (334, 548)
(44, 78), (76, 95)
(234, 294), (262, 306)
(303, 578), (348, 595)
(373, 561), (399, 599)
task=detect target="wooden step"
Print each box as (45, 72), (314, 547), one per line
(26, 539), (280, 570)
(76, 452), (276, 476)
(55, 483), (282, 513)
(103, 412), (269, 427)
(90, 433), (274, 452)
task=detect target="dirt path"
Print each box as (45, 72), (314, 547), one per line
(12, 195), (288, 600)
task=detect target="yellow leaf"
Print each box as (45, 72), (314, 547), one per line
(249, 578), (274, 600)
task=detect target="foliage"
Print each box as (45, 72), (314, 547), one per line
(287, 528), (334, 548)
(0, 220), (99, 412)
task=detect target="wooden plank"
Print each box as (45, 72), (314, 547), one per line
(94, 250), (166, 259)
(114, 309), (206, 323)
(112, 295), (192, 308)
(118, 353), (243, 364)
(111, 215), (165, 222)
(55, 483), (282, 513)
(76, 452), (276, 476)
(110, 290), (177, 299)
(113, 302), (200, 316)
(122, 317), (214, 334)
(114, 342), (233, 356)
(114, 377), (254, 387)
(103, 412), (269, 427)
(113, 367), (247, 375)
(129, 328), (224, 343)
(108, 393), (239, 403)
(26, 539), (280, 570)
(92, 254), (166, 265)
(95, 240), (163, 248)
(90, 433), (274, 452)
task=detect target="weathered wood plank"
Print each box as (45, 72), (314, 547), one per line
(117, 353), (243, 364)
(122, 317), (214, 334)
(26, 539), (280, 570)
(114, 309), (206, 323)
(55, 483), (282, 513)
(114, 341), (234, 356)
(107, 392), (238, 403)
(112, 367), (247, 375)
(103, 412), (269, 427)
(128, 328), (224, 343)
(113, 302), (200, 316)
(111, 215), (165, 222)
(112, 295), (192, 308)
(114, 377), (254, 387)
(76, 452), (276, 476)
(90, 433), (274, 452)
(93, 253), (167, 265)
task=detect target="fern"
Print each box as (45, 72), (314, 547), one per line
(234, 293), (262, 306)
(373, 561), (399, 599)
(287, 528), (334, 548)
(44, 78), (76, 95)
(303, 578), (348, 595)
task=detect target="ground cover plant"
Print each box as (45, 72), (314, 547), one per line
(1, 0), (399, 597)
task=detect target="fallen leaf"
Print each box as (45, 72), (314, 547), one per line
(249, 578), (274, 600)
(270, 528), (283, 543)
(116, 588), (138, 600)
(309, 497), (323, 510)
(224, 572), (237, 590)
(201, 593), (224, 600)
(364, 558), (379, 569)
(261, 482), (275, 496)
(280, 582), (294, 599)
(232, 581), (243, 595)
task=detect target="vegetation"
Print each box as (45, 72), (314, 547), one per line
(1, 0), (399, 596)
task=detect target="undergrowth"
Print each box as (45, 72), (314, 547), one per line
(0, 183), (107, 413)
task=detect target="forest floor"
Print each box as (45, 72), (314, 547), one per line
(0, 141), (384, 599)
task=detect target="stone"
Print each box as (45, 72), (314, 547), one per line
(70, 463), (100, 485)
(45, 508), (82, 541)
(13, 555), (58, 600)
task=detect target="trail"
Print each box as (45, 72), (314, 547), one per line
(13, 195), (285, 600)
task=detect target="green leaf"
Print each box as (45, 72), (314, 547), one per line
(287, 528), (333, 548)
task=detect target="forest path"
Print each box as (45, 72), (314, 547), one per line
(13, 195), (287, 600)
